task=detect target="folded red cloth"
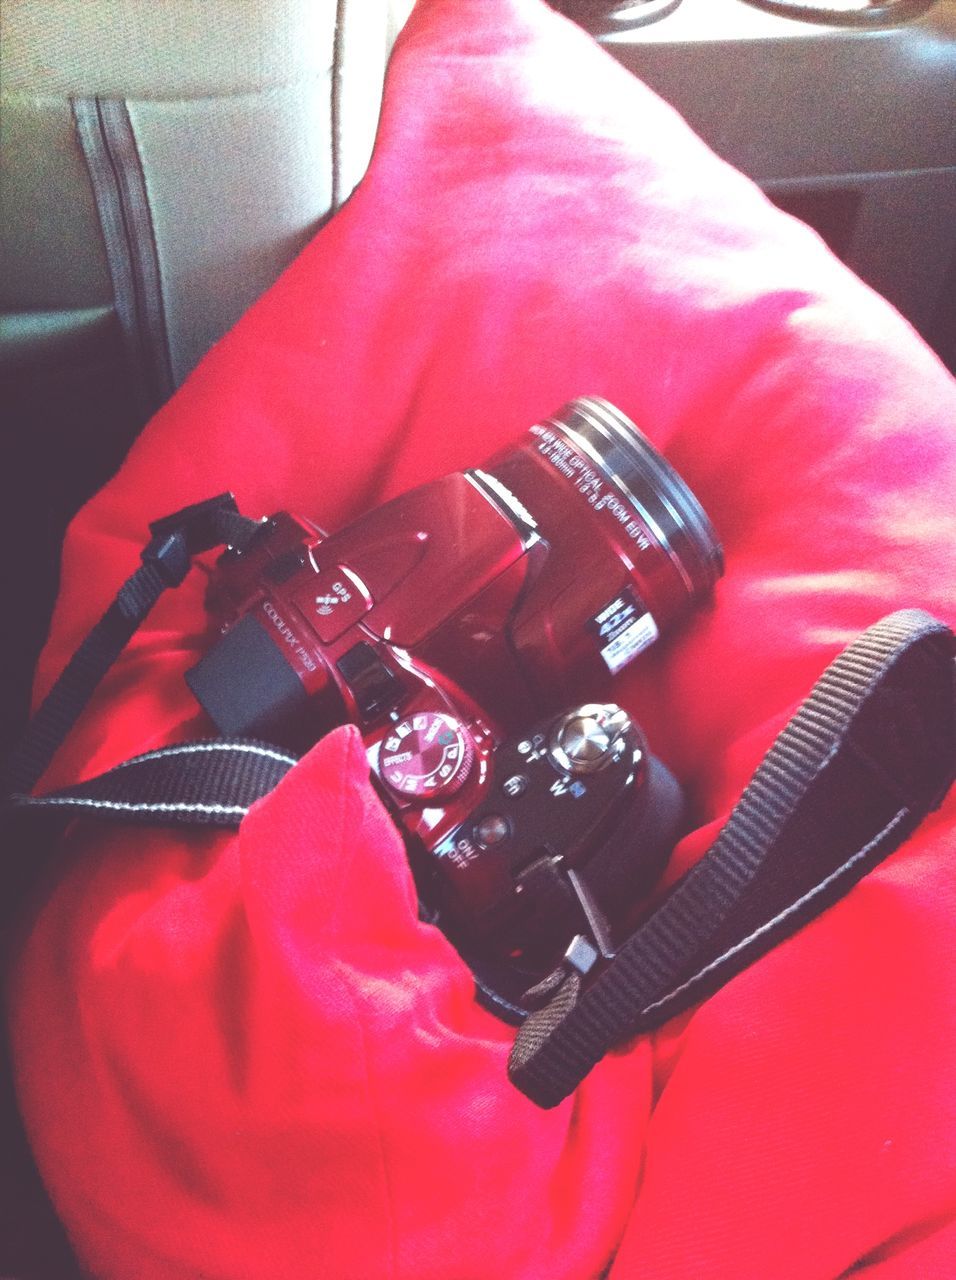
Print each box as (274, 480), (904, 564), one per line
(8, 0), (956, 1276)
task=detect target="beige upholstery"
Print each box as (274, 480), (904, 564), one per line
(1, 0), (414, 392)
(0, 0), (413, 780)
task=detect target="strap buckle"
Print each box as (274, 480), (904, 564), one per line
(520, 861), (616, 1008)
(143, 493), (256, 586)
(141, 528), (191, 587)
(148, 492), (242, 555)
(565, 866), (617, 962)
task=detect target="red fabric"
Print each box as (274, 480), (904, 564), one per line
(8, 0), (956, 1275)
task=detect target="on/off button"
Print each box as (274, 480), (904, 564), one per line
(294, 566), (371, 643)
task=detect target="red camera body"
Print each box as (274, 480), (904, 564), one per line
(187, 399), (722, 977)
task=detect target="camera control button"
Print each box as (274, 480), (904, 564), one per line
(336, 642), (402, 720)
(475, 814), (510, 847)
(501, 773), (529, 799)
(549, 704), (632, 775)
(380, 711), (475, 801)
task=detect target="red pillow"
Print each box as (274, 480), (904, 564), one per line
(8, 0), (956, 1276)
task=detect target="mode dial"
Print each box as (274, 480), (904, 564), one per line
(380, 711), (476, 801)
(548, 703), (634, 776)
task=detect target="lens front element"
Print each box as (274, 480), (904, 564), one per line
(544, 398), (724, 605)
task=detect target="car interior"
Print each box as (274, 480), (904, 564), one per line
(1, 0), (954, 1275)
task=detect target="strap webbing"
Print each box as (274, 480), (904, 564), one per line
(508, 610), (956, 1106)
(4, 562), (168, 798)
(3, 494), (260, 798)
(8, 739), (297, 826)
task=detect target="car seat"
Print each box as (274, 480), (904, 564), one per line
(0, 3), (411, 1274)
(0, 0), (413, 750)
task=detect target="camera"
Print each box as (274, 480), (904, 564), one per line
(187, 398), (722, 1005)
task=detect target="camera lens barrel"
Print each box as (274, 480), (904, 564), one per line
(551, 398), (723, 604)
(479, 397), (722, 705)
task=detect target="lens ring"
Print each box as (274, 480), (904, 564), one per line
(549, 397), (724, 604)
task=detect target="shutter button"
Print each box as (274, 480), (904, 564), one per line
(548, 704), (633, 775)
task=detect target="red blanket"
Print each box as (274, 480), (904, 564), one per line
(8, 1), (956, 1276)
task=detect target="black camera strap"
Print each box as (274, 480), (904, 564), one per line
(3, 494), (263, 800)
(4, 500), (954, 1108)
(7, 739), (299, 827)
(508, 609), (956, 1105)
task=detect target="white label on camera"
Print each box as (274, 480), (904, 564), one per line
(599, 610), (659, 674)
